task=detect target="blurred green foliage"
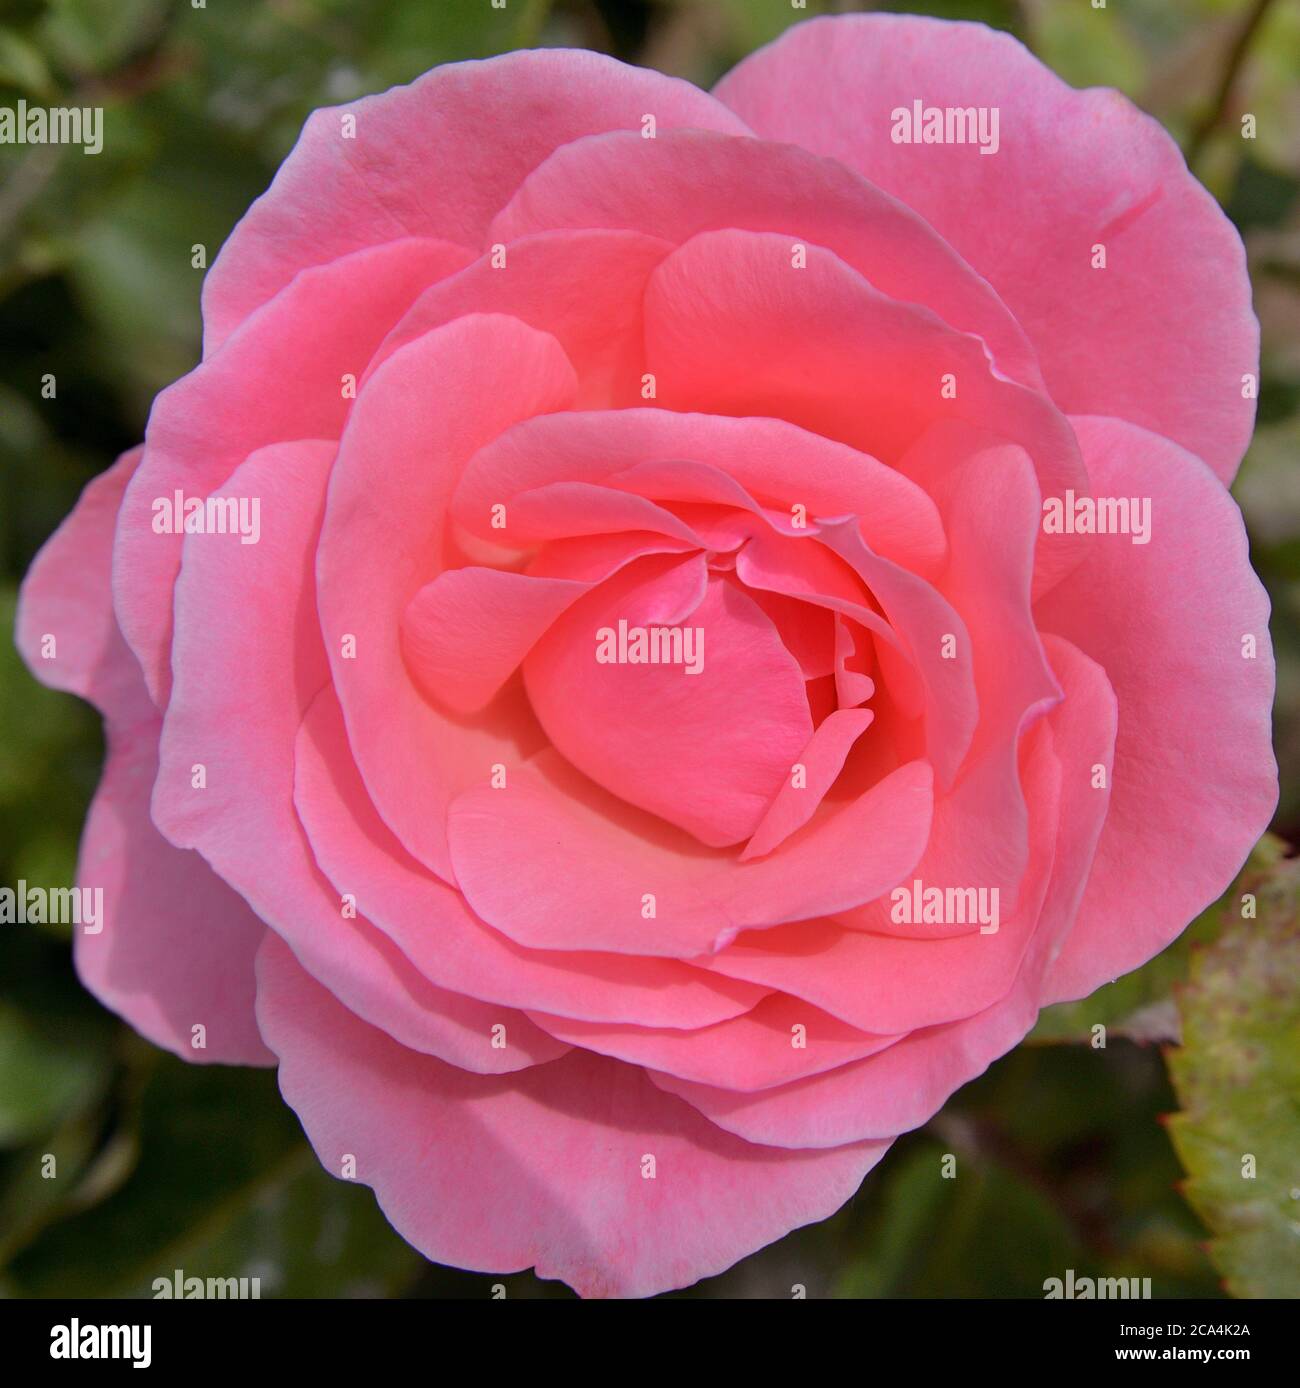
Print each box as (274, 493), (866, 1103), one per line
(1, 0), (1297, 1298)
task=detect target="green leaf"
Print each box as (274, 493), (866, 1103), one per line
(0, 999), (113, 1148)
(36, 0), (169, 77)
(0, 27), (56, 98)
(1165, 849), (1300, 1297)
(6, 1054), (422, 1297)
(1024, 0), (1147, 94)
(834, 1135), (1081, 1298)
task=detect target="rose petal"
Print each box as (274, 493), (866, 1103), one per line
(714, 12), (1257, 481)
(1036, 416), (1277, 1000)
(256, 931), (890, 1298)
(447, 749), (932, 957)
(292, 685), (773, 1029)
(317, 313), (577, 883)
(204, 50), (748, 352)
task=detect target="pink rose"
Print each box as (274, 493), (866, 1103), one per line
(18, 14), (1276, 1297)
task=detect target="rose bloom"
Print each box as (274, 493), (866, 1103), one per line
(18, 15), (1276, 1296)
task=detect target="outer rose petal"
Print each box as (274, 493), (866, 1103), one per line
(489, 128), (1042, 387)
(256, 932), (890, 1298)
(203, 49), (750, 352)
(153, 440), (562, 1071)
(16, 449), (143, 710)
(1035, 417), (1277, 1001)
(76, 698), (275, 1066)
(714, 13), (1257, 481)
(116, 238), (466, 706)
(16, 450), (271, 1064)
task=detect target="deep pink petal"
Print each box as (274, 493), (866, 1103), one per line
(447, 749), (932, 957)
(742, 708), (873, 861)
(317, 314), (578, 883)
(524, 560), (811, 847)
(292, 686), (772, 1029)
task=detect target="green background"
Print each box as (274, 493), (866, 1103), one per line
(1, 0), (1297, 1298)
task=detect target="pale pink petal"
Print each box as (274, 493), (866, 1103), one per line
(714, 13), (1257, 481)
(77, 700), (274, 1066)
(204, 50), (749, 351)
(490, 127), (1041, 387)
(16, 448), (143, 712)
(1036, 416), (1277, 1001)
(256, 932), (890, 1298)
(16, 448), (270, 1064)
(115, 238), (464, 705)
